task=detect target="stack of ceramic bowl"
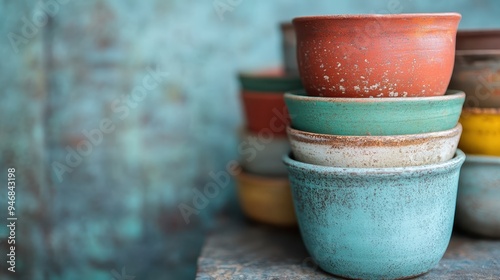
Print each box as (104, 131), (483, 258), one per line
(449, 30), (500, 238)
(235, 67), (302, 227)
(282, 13), (467, 279)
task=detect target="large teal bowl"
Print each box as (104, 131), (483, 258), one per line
(283, 150), (466, 279)
(285, 90), (465, 135)
(456, 154), (500, 238)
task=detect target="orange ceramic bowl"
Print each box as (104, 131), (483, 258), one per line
(236, 170), (296, 227)
(293, 13), (461, 97)
(241, 90), (290, 136)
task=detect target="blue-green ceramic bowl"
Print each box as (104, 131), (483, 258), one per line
(285, 90), (465, 136)
(456, 154), (500, 238)
(283, 150), (466, 279)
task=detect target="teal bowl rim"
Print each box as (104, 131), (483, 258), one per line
(463, 154), (500, 164)
(284, 89), (465, 102)
(283, 149), (465, 179)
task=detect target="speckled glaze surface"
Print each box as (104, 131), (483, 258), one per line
(236, 170), (296, 227)
(456, 29), (500, 51)
(283, 150), (466, 279)
(449, 50), (500, 108)
(285, 90), (464, 135)
(458, 107), (500, 156)
(238, 68), (303, 92)
(239, 130), (290, 177)
(456, 155), (500, 238)
(241, 90), (290, 136)
(287, 124), (462, 168)
(293, 13), (461, 97)
(280, 23), (299, 77)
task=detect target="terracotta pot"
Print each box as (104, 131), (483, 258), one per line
(241, 90), (290, 136)
(293, 13), (461, 97)
(280, 23), (299, 77)
(456, 29), (500, 51)
(238, 68), (302, 92)
(236, 170), (296, 227)
(449, 50), (500, 108)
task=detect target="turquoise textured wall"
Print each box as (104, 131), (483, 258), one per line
(1, 0), (499, 279)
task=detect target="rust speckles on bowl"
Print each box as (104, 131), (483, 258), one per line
(293, 13), (461, 97)
(287, 124), (462, 168)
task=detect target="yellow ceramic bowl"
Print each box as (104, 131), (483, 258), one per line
(459, 107), (500, 156)
(236, 171), (296, 227)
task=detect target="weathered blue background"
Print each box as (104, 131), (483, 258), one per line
(1, 0), (499, 279)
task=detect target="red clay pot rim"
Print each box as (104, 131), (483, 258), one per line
(293, 12), (461, 22)
(285, 90), (464, 103)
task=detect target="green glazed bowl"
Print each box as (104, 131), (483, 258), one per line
(456, 154), (500, 238)
(238, 68), (303, 92)
(283, 150), (466, 279)
(285, 90), (465, 135)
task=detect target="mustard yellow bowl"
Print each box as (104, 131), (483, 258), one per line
(236, 171), (296, 227)
(459, 107), (500, 156)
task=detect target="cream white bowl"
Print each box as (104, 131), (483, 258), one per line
(287, 124), (462, 168)
(239, 130), (290, 176)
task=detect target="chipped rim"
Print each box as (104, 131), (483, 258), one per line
(293, 12), (461, 23)
(287, 123), (462, 146)
(285, 89), (464, 103)
(283, 149), (465, 178)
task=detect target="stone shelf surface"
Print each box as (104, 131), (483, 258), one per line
(196, 221), (500, 279)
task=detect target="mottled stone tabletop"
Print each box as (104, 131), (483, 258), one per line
(196, 220), (500, 279)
